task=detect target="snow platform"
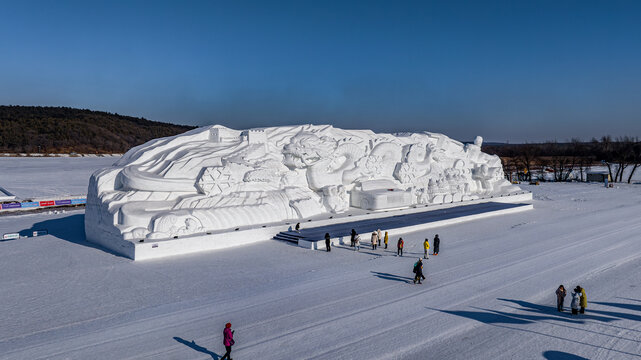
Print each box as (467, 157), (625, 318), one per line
(275, 201), (534, 250)
(124, 192), (532, 260)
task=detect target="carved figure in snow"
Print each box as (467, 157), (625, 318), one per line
(472, 164), (503, 194)
(283, 133), (366, 190)
(322, 185), (349, 213)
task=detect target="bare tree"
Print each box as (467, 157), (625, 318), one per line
(626, 140), (641, 183)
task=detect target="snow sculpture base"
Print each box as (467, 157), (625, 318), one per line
(85, 124), (527, 260)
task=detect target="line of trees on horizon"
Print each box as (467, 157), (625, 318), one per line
(483, 136), (641, 184)
(0, 106), (195, 154)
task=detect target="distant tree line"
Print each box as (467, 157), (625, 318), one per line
(484, 136), (641, 184)
(0, 106), (196, 154)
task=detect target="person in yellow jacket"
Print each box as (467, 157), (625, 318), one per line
(384, 231), (389, 249)
(423, 238), (430, 259)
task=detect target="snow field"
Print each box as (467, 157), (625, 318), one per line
(0, 182), (640, 359)
(0, 156), (118, 199)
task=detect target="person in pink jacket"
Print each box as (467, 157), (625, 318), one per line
(221, 322), (235, 360)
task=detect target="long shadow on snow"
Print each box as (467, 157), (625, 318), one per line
(617, 297), (641, 303)
(426, 306), (533, 325)
(593, 300), (641, 313)
(371, 271), (413, 283)
(498, 299), (618, 323)
(542, 350), (590, 360)
(428, 306), (641, 358)
(19, 213), (127, 258)
(174, 337), (221, 359)
(500, 298), (641, 323)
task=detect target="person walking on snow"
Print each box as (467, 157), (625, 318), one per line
(350, 229), (356, 247)
(325, 232), (331, 252)
(433, 234), (440, 255)
(413, 258), (425, 284)
(423, 238), (430, 259)
(354, 233), (361, 251)
(377, 229), (382, 246)
(384, 231), (389, 249)
(577, 286), (587, 314)
(221, 323), (235, 360)
(555, 285), (566, 312)
(571, 289), (580, 315)
(397, 238), (404, 256)
(371, 231), (378, 250)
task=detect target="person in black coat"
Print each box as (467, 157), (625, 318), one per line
(413, 258), (425, 284)
(555, 285), (566, 312)
(350, 229), (356, 247)
(325, 232), (331, 252)
(433, 234), (440, 255)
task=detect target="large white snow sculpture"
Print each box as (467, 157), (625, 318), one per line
(86, 125), (520, 248)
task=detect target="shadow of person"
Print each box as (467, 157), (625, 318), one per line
(497, 298), (618, 323)
(19, 213), (127, 258)
(593, 301), (641, 314)
(426, 306), (534, 325)
(542, 350), (590, 360)
(174, 336), (220, 359)
(371, 271), (413, 283)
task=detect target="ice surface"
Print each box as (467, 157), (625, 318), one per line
(1, 182), (641, 359)
(0, 156), (119, 199)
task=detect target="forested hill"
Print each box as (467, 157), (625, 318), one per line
(0, 106), (196, 154)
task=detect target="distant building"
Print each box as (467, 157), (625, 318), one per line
(586, 170), (611, 183)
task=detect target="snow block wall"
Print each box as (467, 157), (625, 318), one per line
(85, 125), (521, 258)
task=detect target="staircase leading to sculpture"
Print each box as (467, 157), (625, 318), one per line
(273, 231), (306, 244)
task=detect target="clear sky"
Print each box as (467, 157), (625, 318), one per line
(2, 0), (641, 142)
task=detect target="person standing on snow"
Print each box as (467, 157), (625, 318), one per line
(555, 285), (567, 312)
(221, 323), (235, 360)
(325, 232), (331, 252)
(377, 229), (382, 246)
(371, 231), (378, 250)
(413, 258), (425, 284)
(577, 286), (587, 314)
(384, 231), (389, 249)
(350, 229), (356, 247)
(571, 289), (580, 315)
(433, 234), (440, 255)
(354, 233), (361, 251)
(397, 238), (404, 256)
(423, 238), (430, 259)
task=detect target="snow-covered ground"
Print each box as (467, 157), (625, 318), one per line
(0, 156), (118, 199)
(1, 182), (640, 359)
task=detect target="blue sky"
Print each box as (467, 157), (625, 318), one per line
(2, 0), (641, 142)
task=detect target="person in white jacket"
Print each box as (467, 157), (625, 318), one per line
(571, 290), (581, 315)
(371, 231), (378, 250)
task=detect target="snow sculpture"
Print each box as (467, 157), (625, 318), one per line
(86, 125), (521, 247)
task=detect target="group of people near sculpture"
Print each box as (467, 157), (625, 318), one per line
(556, 285), (588, 315)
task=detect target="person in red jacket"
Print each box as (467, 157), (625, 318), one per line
(221, 322), (235, 360)
(397, 237), (404, 256)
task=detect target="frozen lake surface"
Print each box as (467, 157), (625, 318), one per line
(1, 182), (640, 359)
(0, 156), (118, 199)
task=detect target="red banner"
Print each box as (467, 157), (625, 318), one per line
(39, 200), (55, 207)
